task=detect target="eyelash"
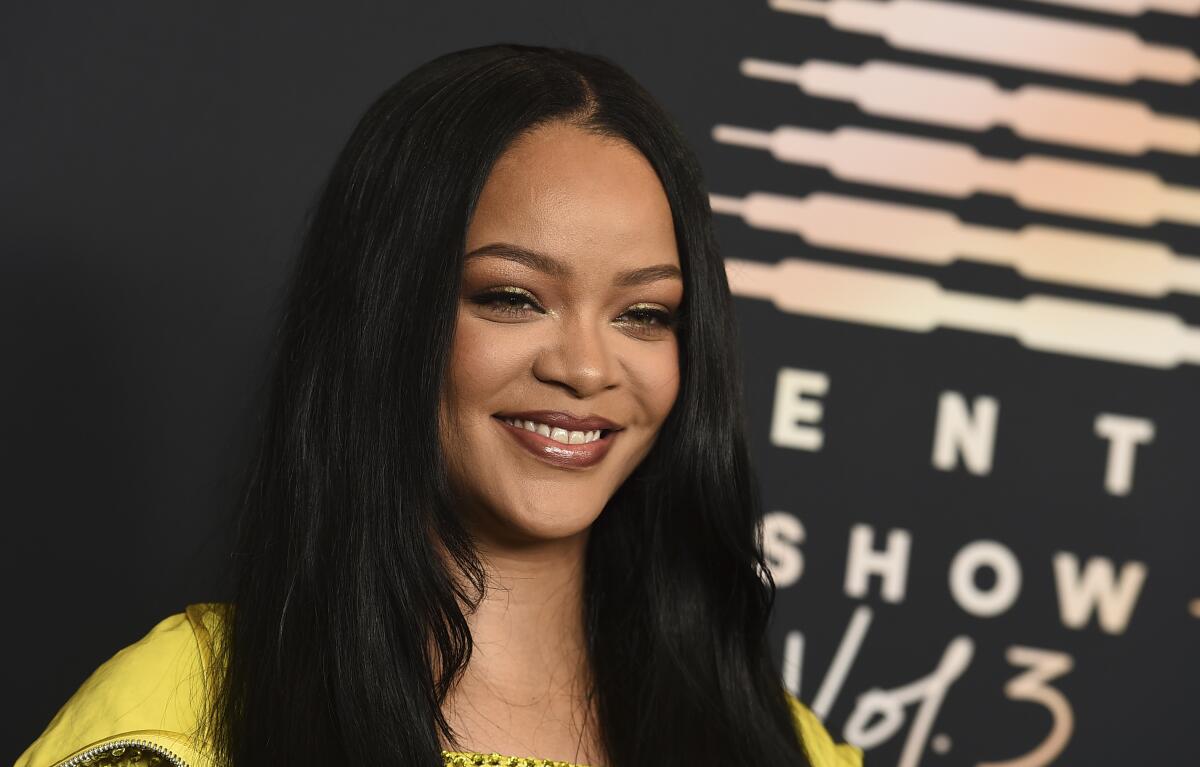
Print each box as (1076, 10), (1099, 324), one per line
(471, 288), (677, 331)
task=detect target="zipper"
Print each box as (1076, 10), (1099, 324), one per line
(56, 737), (190, 767)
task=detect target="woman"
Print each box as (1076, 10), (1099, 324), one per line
(16, 44), (862, 767)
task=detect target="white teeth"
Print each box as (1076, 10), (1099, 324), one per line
(502, 417), (605, 445)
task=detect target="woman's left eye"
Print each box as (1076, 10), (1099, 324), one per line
(618, 306), (675, 330)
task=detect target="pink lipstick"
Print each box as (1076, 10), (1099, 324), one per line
(492, 411), (623, 469)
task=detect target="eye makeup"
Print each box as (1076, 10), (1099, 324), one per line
(468, 288), (678, 333)
(470, 287), (542, 316)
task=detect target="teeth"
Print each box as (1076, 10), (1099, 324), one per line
(503, 417), (605, 445)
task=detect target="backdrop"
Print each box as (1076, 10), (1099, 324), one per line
(4, 1), (1197, 764)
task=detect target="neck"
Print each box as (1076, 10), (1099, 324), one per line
(470, 530), (590, 659)
(442, 528), (602, 764)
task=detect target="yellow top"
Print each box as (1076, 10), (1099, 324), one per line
(14, 604), (863, 767)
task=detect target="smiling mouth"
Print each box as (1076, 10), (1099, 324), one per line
(492, 416), (619, 469)
(498, 416), (613, 444)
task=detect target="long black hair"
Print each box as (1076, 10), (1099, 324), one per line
(204, 43), (812, 767)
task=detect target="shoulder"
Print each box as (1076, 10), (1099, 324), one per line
(786, 693), (864, 767)
(15, 603), (229, 767)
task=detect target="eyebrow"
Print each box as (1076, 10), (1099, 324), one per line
(464, 242), (683, 288)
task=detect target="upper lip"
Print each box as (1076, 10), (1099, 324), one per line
(495, 410), (623, 432)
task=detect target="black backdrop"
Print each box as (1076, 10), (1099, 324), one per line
(4, 2), (1198, 764)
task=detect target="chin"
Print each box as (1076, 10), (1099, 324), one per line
(486, 497), (606, 545)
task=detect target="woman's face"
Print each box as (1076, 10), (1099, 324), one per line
(440, 120), (683, 546)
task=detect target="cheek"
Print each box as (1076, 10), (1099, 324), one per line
(631, 338), (681, 424)
(446, 313), (532, 419)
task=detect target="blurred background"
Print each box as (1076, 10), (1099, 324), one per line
(4, 1), (1197, 764)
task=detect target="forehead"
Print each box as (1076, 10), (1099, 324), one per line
(464, 121), (679, 273)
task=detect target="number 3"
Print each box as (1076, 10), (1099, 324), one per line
(978, 646), (1075, 767)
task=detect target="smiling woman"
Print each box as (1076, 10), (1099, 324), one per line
(16, 44), (862, 767)
(443, 123), (683, 546)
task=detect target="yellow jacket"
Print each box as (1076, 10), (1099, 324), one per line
(15, 604), (864, 767)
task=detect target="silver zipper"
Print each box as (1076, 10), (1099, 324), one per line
(56, 737), (190, 767)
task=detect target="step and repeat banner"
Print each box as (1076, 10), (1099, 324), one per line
(5, 1), (1196, 764)
(718, 1), (1200, 765)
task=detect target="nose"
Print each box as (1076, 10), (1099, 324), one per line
(532, 313), (620, 398)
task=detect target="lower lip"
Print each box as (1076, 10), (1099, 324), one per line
(493, 417), (618, 469)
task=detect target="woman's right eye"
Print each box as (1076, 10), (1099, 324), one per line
(471, 288), (543, 316)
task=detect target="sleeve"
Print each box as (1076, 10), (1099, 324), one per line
(13, 607), (217, 767)
(787, 693), (865, 767)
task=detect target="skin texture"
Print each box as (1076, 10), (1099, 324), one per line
(438, 120), (683, 764)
